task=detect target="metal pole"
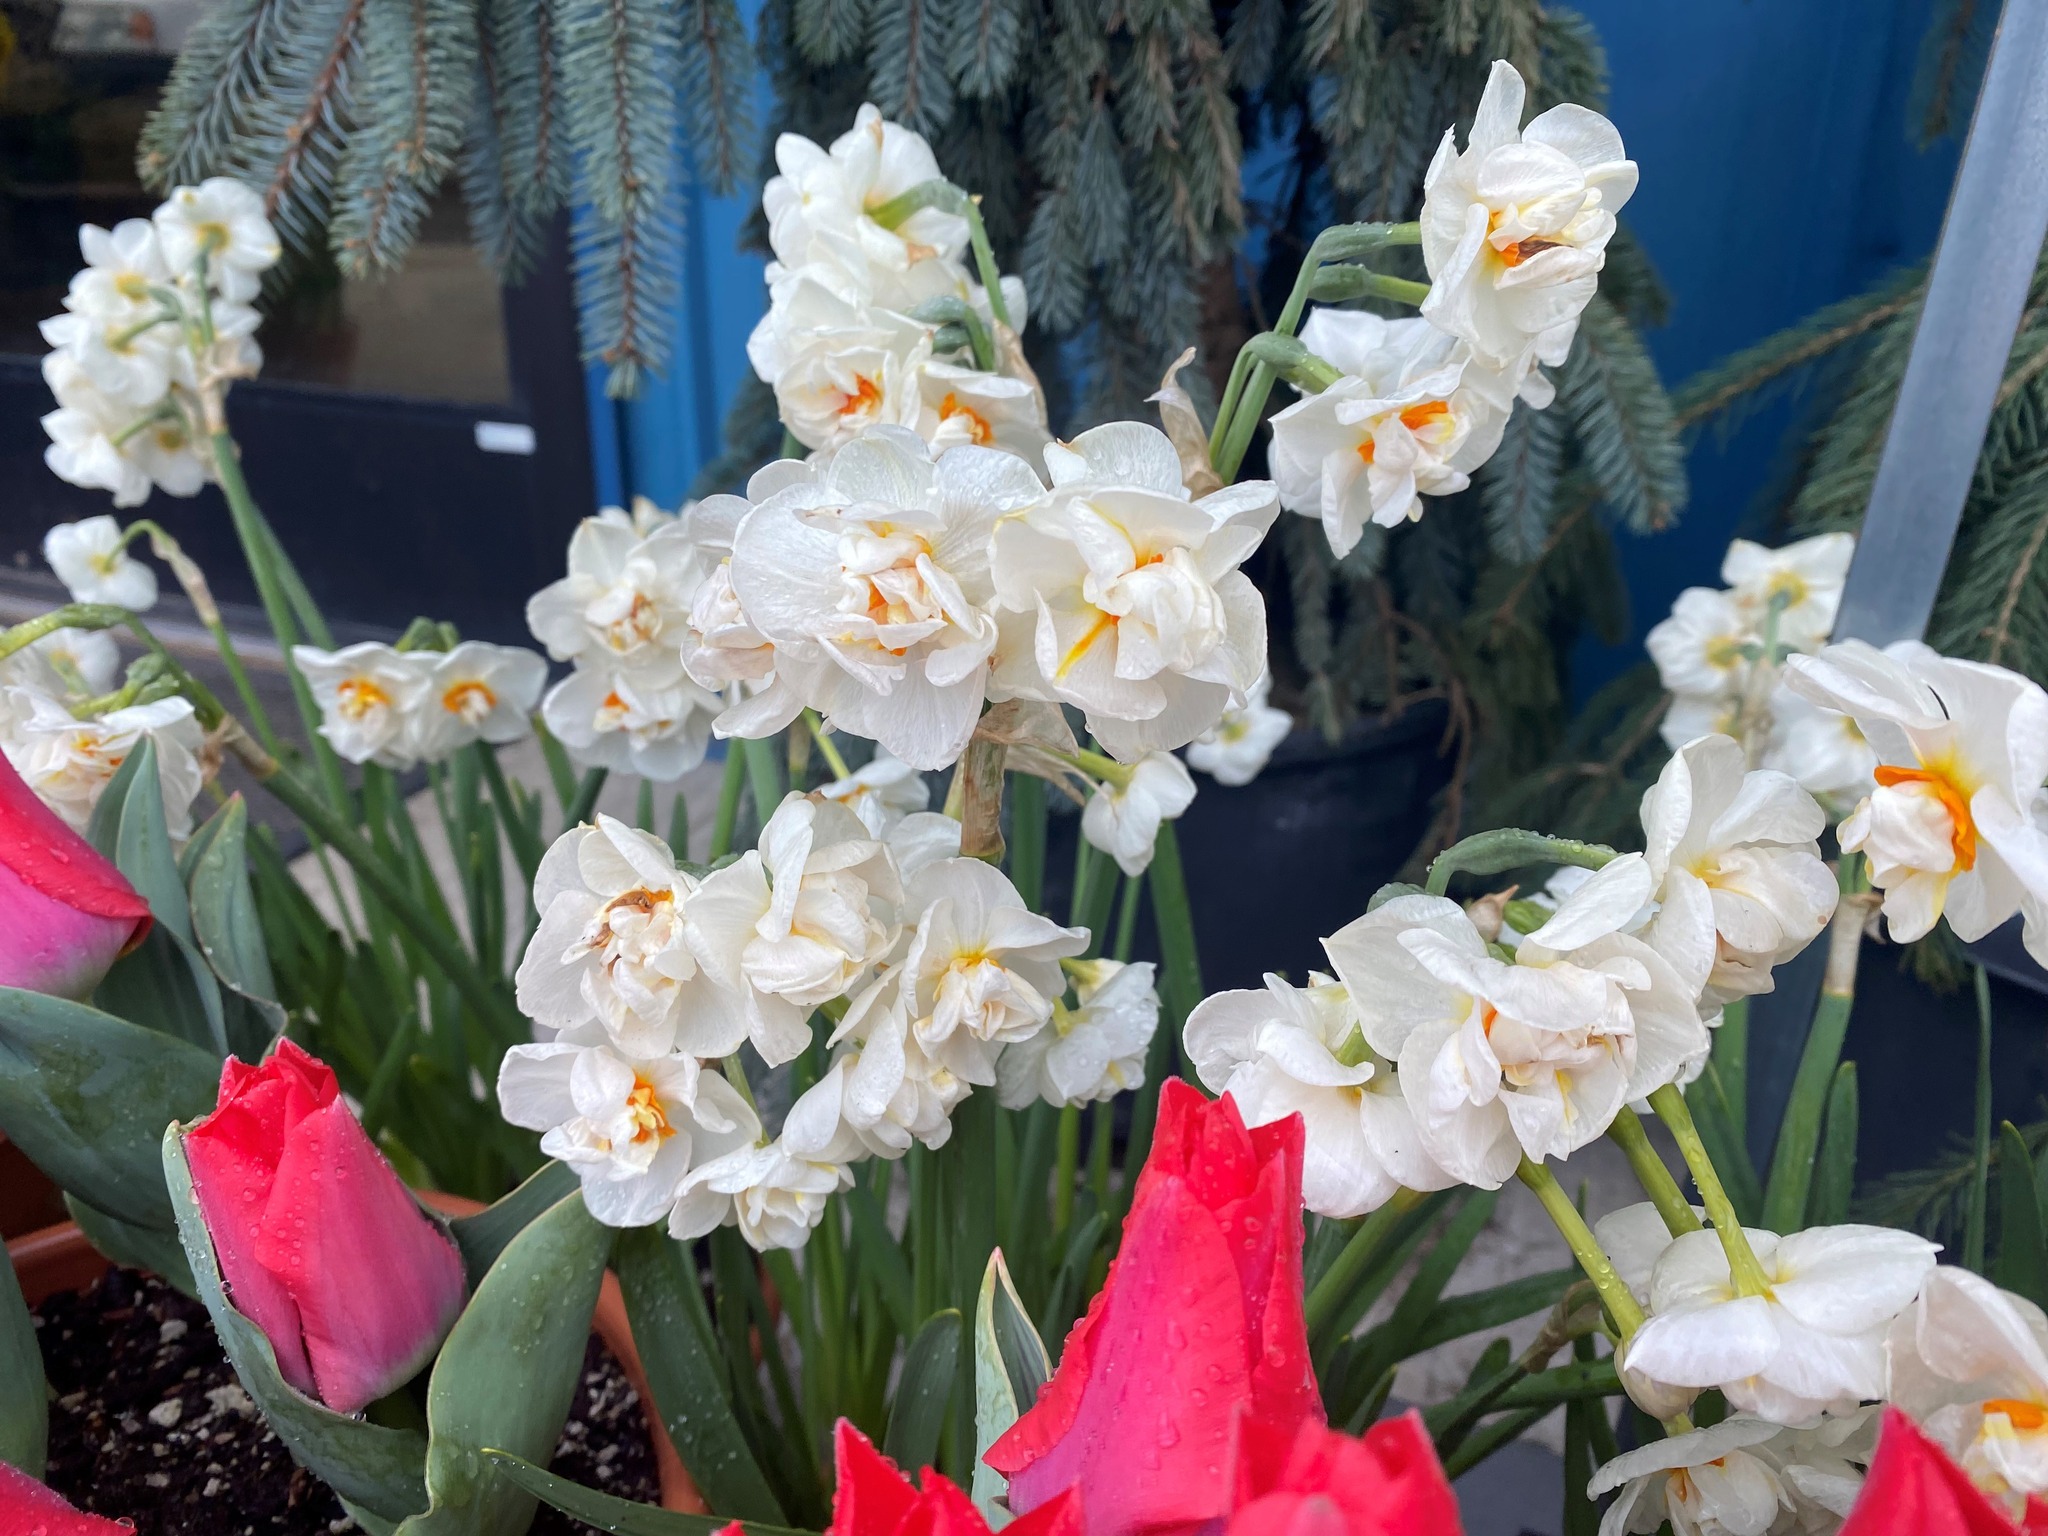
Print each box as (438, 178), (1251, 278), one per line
(1830, 0), (2048, 646)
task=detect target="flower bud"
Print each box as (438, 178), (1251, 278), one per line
(0, 749), (150, 999)
(181, 1040), (467, 1414)
(1620, 1356), (1701, 1423)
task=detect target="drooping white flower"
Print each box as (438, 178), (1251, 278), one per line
(528, 510), (712, 680)
(1184, 970), (1452, 1217)
(988, 423), (1278, 761)
(539, 665), (724, 781)
(515, 815), (747, 1058)
(10, 627), (122, 697)
(405, 641), (547, 762)
(1722, 534), (1855, 651)
(1639, 734), (1838, 1008)
(748, 276), (932, 452)
(675, 472), (807, 741)
(292, 642), (429, 769)
(1081, 750), (1197, 877)
(676, 1068), (863, 1250)
(686, 793), (904, 1065)
(761, 103), (971, 300)
(152, 177), (281, 300)
(1269, 310), (1511, 555)
(1589, 1411), (1875, 1536)
(1324, 885), (1707, 1185)
(1418, 59), (1637, 375)
(997, 957), (1160, 1109)
(728, 426), (1042, 770)
(1621, 1223), (1939, 1423)
(42, 515), (157, 610)
(1, 686), (206, 838)
(66, 219), (170, 322)
(1186, 670), (1292, 786)
(917, 360), (1051, 467)
(1784, 640), (2048, 961)
(816, 751), (930, 836)
(1648, 587), (1752, 704)
(496, 1030), (759, 1228)
(1888, 1265), (2048, 1508)
(40, 353), (208, 507)
(869, 856), (1089, 1084)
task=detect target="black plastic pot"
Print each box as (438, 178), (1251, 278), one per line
(1042, 701), (1454, 995)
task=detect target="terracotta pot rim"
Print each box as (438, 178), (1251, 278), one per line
(5, 1213), (705, 1516)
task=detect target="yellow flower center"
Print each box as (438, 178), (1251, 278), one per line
(336, 677), (390, 721)
(624, 1075), (675, 1145)
(442, 679), (497, 722)
(1355, 401), (1453, 464)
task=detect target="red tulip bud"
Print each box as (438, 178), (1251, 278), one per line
(987, 1081), (1321, 1536)
(0, 750), (150, 1000)
(827, 1420), (1080, 1536)
(0, 1459), (135, 1533)
(181, 1040), (468, 1414)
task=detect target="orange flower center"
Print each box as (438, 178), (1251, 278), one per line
(1355, 401), (1453, 464)
(1057, 609), (1118, 679)
(938, 393), (994, 444)
(838, 375), (884, 417)
(336, 677), (390, 721)
(625, 1075), (675, 1145)
(1874, 763), (1978, 871)
(442, 680), (497, 719)
(1985, 1399), (2048, 1432)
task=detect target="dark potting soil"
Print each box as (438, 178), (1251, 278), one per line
(32, 1268), (662, 1535)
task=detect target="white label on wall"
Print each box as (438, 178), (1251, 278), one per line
(474, 421), (538, 455)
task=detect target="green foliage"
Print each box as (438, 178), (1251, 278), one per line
(139, 0), (755, 395)
(0, 1241), (46, 1478)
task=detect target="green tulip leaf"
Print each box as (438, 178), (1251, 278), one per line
(482, 1449), (812, 1536)
(616, 1225), (787, 1524)
(396, 1192), (612, 1536)
(96, 921), (230, 1060)
(64, 1193), (196, 1297)
(885, 1309), (961, 1476)
(972, 1250), (1048, 1522)
(105, 739), (191, 942)
(446, 1160), (580, 1291)
(1996, 1120), (2048, 1309)
(187, 795), (286, 1061)
(163, 1125), (431, 1524)
(84, 744), (148, 863)
(0, 1236), (47, 1477)
(0, 988), (219, 1229)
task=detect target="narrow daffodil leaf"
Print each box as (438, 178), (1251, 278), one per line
(0, 1238), (46, 1477)
(886, 1309), (962, 1475)
(482, 1449), (814, 1536)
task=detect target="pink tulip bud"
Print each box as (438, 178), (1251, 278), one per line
(0, 750), (151, 1000)
(0, 1459), (134, 1533)
(182, 1040), (468, 1414)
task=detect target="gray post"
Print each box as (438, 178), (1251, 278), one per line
(1830, 0), (2048, 647)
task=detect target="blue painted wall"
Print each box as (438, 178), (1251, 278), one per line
(588, 2), (1970, 682)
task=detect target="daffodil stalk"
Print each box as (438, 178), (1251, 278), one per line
(1650, 1082), (1775, 1298)
(804, 708), (852, 780)
(1423, 827), (1620, 895)
(1607, 1107), (1702, 1237)
(1515, 1157), (1647, 1345)
(1209, 219), (1422, 482)
(866, 178), (1011, 329)
(0, 603), (130, 663)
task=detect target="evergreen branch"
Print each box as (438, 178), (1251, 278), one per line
(1559, 293), (1687, 532)
(136, 0), (285, 191)
(1482, 477), (1597, 643)
(1988, 486), (2048, 668)
(948, 0), (1024, 98)
(259, 0), (368, 227)
(1479, 400), (1565, 564)
(793, 0), (871, 67)
(680, 0), (757, 193)
(868, 0), (956, 134)
(1670, 267), (1924, 433)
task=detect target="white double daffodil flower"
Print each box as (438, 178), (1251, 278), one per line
(1785, 641), (2048, 962)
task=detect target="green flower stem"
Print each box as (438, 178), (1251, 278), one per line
(1424, 828), (1619, 896)
(1516, 1157), (1646, 1345)
(1308, 269), (1432, 307)
(722, 1054), (759, 1112)
(1053, 1103), (1080, 1235)
(1650, 1084), (1774, 1298)
(740, 735), (787, 833)
(1303, 1189), (1423, 1340)
(207, 430), (349, 815)
(0, 604), (130, 663)
(1209, 220), (1421, 482)
(1608, 1107), (1702, 1236)
(709, 745), (747, 859)
(866, 179), (1010, 329)
(129, 518), (283, 758)
(804, 710), (851, 780)
(1967, 965), (1994, 1273)
(224, 730), (526, 1043)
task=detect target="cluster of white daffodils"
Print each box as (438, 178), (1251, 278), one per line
(291, 639), (547, 771)
(40, 180), (279, 508)
(1270, 61), (1637, 555)
(1184, 728), (1835, 1219)
(498, 789), (1160, 1250)
(1, 516), (205, 837)
(1646, 531), (1870, 808)
(749, 105), (1048, 465)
